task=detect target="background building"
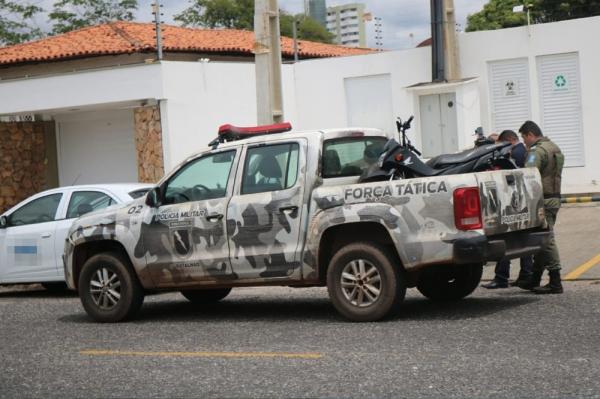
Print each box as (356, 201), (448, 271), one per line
(326, 3), (367, 47)
(306, 0), (327, 27)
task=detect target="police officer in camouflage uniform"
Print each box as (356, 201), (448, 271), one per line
(517, 121), (564, 294)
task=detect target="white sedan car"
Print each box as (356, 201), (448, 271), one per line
(0, 184), (152, 290)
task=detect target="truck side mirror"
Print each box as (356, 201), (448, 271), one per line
(145, 187), (161, 208)
(0, 215), (7, 229)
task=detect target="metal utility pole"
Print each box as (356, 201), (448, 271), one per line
(292, 17), (299, 62)
(152, 1), (163, 60)
(430, 0), (460, 82)
(430, 0), (445, 82)
(254, 0), (284, 124)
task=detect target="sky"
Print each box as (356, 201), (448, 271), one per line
(31, 0), (489, 50)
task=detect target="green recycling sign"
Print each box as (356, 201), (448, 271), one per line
(553, 74), (569, 91)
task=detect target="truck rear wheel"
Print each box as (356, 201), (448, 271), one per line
(78, 252), (144, 322)
(180, 288), (232, 303)
(416, 263), (483, 301)
(327, 242), (406, 322)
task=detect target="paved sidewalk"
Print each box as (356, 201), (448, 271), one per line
(483, 202), (600, 282)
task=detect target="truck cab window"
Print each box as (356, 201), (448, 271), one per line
(242, 143), (299, 194)
(322, 137), (386, 178)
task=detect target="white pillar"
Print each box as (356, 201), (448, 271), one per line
(443, 0), (460, 81)
(254, 0), (284, 124)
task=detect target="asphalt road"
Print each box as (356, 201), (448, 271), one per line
(1, 282), (600, 398)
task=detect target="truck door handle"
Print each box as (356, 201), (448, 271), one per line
(205, 213), (223, 222)
(41, 233), (52, 238)
(506, 175), (516, 185)
(279, 206), (298, 214)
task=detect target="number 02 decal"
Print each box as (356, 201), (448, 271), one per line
(128, 205), (143, 214)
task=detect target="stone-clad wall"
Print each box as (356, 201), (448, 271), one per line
(134, 105), (164, 183)
(0, 123), (48, 213)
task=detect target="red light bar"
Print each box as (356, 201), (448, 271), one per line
(217, 122), (292, 142)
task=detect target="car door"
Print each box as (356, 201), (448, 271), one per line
(227, 139), (307, 280)
(0, 193), (64, 283)
(54, 190), (118, 278)
(143, 149), (239, 287)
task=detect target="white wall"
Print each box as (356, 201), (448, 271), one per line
(459, 16), (600, 193)
(293, 48), (431, 134)
(0, 64), (163, 115)
(159, 61), (298, 170)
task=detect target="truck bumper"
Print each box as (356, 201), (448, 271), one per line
(453, 229), (550, 264)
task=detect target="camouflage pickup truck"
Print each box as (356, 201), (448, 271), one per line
(64, 123), (549, 322)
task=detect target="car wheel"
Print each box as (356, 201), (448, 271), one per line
(327, 242), (406, 322)
(78, 252), (144, 322)
(416, 263), (483, 301)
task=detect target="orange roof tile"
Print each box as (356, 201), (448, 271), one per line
(0, 21), (375, 66)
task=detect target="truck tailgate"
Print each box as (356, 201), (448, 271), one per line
(476, 168), (546, 236)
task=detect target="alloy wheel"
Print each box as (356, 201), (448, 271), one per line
(340, 259), (382, 307)
(89, 267), (121, 310)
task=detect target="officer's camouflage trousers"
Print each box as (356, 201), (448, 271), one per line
(533, 203), (562, 273)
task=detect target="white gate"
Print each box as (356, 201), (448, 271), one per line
(537, 52), (584, 167)
(488, 58), (531, 133)
(56, 109), (138, 185)
(419, 93), (458, 158)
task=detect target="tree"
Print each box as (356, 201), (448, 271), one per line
(466, 0), (527, 32)
(175, 0), (333, 43)
(0, 0), (44, 46)
(466, 0), (600, 32)
(49, 0), (138, 35)
(175, 0), (254, 29)
(538, 0), (600, 22)
(280, 13), (334, 44)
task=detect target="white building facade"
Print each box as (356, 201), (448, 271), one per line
(1, 16), (599, 196)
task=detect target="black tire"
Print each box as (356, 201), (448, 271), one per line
(78, 252), (144, 322)
(180, 288), (232, 303)
(41, 282), (68, 292)
(416, 263), (483, 301)
(327, 242), (406, 322)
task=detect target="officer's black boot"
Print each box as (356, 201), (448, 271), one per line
(533, 270), (563, 294)
(517, 269), (543, 291)
(510, 272), (532, 287)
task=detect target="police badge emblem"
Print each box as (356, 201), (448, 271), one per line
(169, 223), (194, 259)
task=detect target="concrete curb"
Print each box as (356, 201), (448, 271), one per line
(561, 194), (600, 204)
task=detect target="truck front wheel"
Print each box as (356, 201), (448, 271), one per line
(416, 263), (483, 301)
(78, 252), (144, 322)
(327, 242), (406, 322)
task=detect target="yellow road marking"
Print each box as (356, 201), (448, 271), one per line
(80, 349), (322, 359)
(564, 253), (600, 280)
